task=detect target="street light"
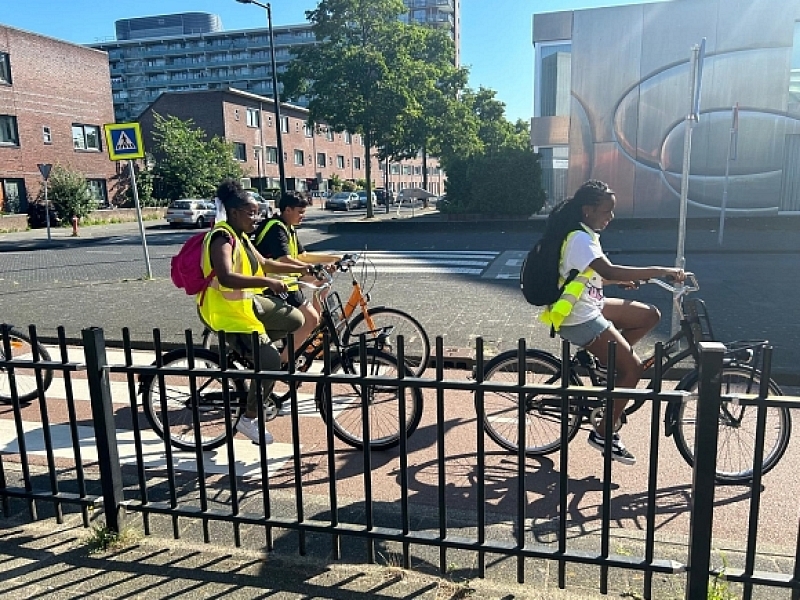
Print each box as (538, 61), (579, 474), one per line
(235, 0), (286, 196)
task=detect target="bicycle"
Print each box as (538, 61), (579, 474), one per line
(199, 253), (431, 377)
(139, 275), (424, 452)
(0, 324), (54, 403)
(476, 274), (790, 484)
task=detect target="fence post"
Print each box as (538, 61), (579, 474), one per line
(82, 327), (125, 532)
(685, 341), (725, 600)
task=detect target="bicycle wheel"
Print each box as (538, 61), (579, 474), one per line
(0, 327), (53, 404)
(141, 348), (246, 451)
(673, 366), (791, 483)
(478, 350), (582, 456)
(344, 307), (431, 377)
(200, 327), (215, 351)
(316, 347), (423, 450)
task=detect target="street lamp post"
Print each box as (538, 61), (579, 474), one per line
(235, 0), (286, 196)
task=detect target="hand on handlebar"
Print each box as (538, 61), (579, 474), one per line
(663, 268), (686, 283)
(264, 277), (288, 295)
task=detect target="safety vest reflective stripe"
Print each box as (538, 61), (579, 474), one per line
(256, 218), (302, 290)
(207, 279), (253, 301)
(539, 230), (596, 331)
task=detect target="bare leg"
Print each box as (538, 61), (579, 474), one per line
(602, 298), (660, 347)
(583, 324), (643, 433)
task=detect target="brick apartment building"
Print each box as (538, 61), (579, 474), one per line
(0, 25), (117, 213)
(138, 88), (444, 196)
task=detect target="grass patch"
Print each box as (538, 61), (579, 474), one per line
(83, 521), (142, 554)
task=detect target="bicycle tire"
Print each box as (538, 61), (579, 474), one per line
(0, 327), (53, 404)
(343, 307), (431, 377)
(673, 366), (791, 483)
(316, 347), (423, 450)
(141, 348), (246, 451)
(478, 350), (583, 456)
(200, 327), (215, 351)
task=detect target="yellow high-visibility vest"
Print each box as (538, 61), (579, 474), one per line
(254, 218), (301, 291)
(198, 221), (265, 334)
(540, 229), (596, 332)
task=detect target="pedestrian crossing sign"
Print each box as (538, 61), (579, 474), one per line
(103, 122), (145, 161)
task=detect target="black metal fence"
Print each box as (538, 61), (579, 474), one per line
(1, 325), (799, 600)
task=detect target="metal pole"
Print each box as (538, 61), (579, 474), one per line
(44, 180), (51, 242)
(672, 44), (700, 336)
(129, 160), (153, 279)
(718, 104), (738, 246)
(265, 2), (287, 196)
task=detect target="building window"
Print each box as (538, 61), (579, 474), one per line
(0, 115), (19, 145)
(246, 107), (260, 128)
(317, 152), (326, 167)
(0, 52), (10, 85)
(353, 156), (361, 170)
(280, 116), (289, 133)
(234, 109), (240, 121)
(391, 163), (400, 175)
(87, 179), (108, 205)
(294, 149), (304, 165)
(790, 22), (800, 111)
(304, 123), (313, 137)
(42, 126), (52, 144)
(72, 124), (101, 151)
(326, 129), (334, 142)
(344, 131), (352, 144)
(336, 155), (345, 169)
(233, 142), (247, 162)
(265, 146), (278, 163)
(537, 43), (572, 118)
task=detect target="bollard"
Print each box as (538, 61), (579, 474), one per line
(71, 216), (79, 236)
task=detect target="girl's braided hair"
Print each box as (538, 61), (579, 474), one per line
(542, 179), (614, 244)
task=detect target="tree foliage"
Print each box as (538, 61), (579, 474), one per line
(150, 114), (244, 201)
(40, 165), (95, 221)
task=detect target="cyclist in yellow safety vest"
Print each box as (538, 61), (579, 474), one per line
(540, 180), (685, 466)
(253, 191), (340, 357)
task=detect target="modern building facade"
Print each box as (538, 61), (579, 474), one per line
(531, 0), (800, 217)
(402, 0), (461, 66)
(0, 25), (117, 213)
(138, 88), (444, 196)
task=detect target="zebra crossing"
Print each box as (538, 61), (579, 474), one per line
(331, 250), (524, 279)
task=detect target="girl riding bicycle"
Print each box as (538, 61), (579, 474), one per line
(540, 180), (685, 465)
(200, 179), (311, 445)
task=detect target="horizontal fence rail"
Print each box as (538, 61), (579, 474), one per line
(1, 325), (799, 599)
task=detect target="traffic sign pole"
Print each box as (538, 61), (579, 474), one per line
(128, 160), (152, 279)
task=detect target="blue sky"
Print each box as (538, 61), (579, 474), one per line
(1, 0), (650, 123)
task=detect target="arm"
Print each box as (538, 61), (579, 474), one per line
(210, 236), (290, 294)
(589, 255), (685, 283)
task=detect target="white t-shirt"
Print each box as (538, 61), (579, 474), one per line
(559, 225), (605, 326)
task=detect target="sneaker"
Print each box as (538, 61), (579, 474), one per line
(237, 416), (274, 445)
(587, 430), (636, 466)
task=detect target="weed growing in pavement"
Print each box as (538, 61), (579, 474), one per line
(377, 551), (407, 583)
(708, 554), (739, 600)
(83, 521), (142, 553)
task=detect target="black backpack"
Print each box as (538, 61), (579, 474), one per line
(520, 236), (578, 306)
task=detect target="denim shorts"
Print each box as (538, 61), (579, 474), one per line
(558, 314), (611, 349)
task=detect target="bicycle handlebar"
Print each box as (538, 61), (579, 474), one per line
(645, 272), (699, 295)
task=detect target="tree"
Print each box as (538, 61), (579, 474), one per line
(283, 0), (439, 218)
(40, 165), (95, 221)
(150, 114), (244, 201)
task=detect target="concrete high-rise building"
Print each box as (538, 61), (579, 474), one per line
(91, 15), (316, 123)
(403, 0), (460, 65)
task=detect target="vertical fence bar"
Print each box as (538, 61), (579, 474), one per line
(122, 328), (149, 535)
(323, 341), (340, 560)
(474, 337), (486, 579)
(397, 335), (410, 569)
(287, 333), (306, 556)
(685, 341), (725, 600)
(558, 339), (571, 589)
(644, 343), (664, 599)
(359, 335), (375, 564)
(82, 327), (125, 533)
(219, 331), (240, 547)
(516, 338), (527, 584)
(153, 330), (179, 539)
(436, 335), (448, 574)
(184, 330), (210, 544)
(600, 341), (617, 595)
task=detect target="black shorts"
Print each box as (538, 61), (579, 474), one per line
(265, 288), (306, 308)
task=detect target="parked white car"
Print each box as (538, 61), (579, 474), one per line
(165, 199), (216, 228)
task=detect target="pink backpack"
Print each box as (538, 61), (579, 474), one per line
(171, 231), (236, 302)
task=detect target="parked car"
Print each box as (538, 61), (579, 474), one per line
(165, 199), (216, 228)
(325, 191), (359, 211)
(374, 188), (395, 205)
(356, 190), (377, 208)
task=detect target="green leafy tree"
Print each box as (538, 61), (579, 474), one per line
(150, 114), (244, 201)
(283, 0), (436, 218)
(41, 165), (95, 221)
